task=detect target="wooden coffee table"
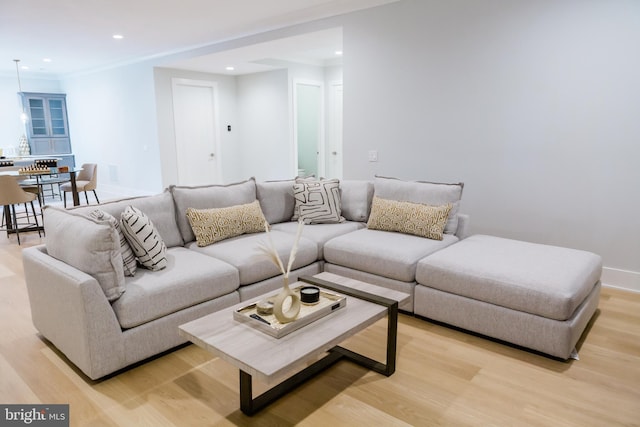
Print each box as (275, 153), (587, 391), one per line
(178, 272), (410, 415)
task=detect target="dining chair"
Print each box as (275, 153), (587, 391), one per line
(61, 163), (100, 208)
(35, 158), (69, 201)
(0, 175), (42, 244)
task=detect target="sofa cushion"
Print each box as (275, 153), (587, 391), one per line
(256, 179), (296, 224)
(324, 228), (459, 282)
(71, 191), (183, 248)
(121, 206), (168, 271)
(340, 180), (374, 222)
(415, 235), (603, 321)
(89, 209), (137, 276)
(367, 196), (452, 240)
(374, 176), (463, 234)
(187, 230), (318, 286)
(186, 200), (267, 246)
(171, 178), (257, 244)
(292, 178), (344, 224)
(271, 220), (366, 259)
(112, 247), (239, 328)
(43, 206), (125, 301)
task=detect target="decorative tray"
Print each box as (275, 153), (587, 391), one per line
(233, 285), (346, 338)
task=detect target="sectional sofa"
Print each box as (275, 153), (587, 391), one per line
(22, 176), (601, 380)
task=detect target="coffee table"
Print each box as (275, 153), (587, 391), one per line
(178, 272), (410, 415)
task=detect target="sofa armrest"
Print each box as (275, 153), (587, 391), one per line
(455, 214), (470, 240)
(22, 245), (126, 380)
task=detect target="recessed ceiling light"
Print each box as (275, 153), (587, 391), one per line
(335, 50), (343, 56)
(113, 34), (124, 40)
(43, 58), (52, 63)
(225, 66), (235, 71)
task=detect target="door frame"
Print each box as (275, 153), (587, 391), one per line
(292, 79), (325, 178)
(327, 80), (343, 179)
(171, 78), (222, 184)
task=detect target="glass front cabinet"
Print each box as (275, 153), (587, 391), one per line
(20, 92), (72, 155)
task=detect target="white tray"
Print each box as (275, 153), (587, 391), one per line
(233, 285), (346, 338)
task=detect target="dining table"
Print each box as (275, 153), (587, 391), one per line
(1, 167), (83, 235)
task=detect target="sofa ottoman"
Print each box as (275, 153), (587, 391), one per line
(414, 235), (602, 359)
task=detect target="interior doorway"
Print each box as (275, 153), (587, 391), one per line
(294, 80), (324, 178)
(171, 78), (220, 185)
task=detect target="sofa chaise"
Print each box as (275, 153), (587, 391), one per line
(22, 176), (601, 380)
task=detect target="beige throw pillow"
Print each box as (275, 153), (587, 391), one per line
(367, 196), (452, 240)
(373, 176), (463, 234)
(186, 200), (267, 247)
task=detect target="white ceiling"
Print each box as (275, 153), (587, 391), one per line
(0, 0), (399, 77)
(163, 27), (345, 76)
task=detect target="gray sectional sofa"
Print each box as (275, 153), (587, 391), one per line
(22, 176), (601, 380)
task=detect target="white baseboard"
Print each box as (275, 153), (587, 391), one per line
(602, 267), (640, 293)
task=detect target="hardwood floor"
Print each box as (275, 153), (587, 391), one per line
(2, 232), (639, 426)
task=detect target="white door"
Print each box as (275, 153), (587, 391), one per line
(294, 80), (324, 178)
(172, 78), (220, 186)
(326, 82), (343, 179)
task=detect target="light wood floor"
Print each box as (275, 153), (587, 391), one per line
(2, 231), (639, 426)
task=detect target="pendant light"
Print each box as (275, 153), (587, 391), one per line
(14, 59), (30, 156)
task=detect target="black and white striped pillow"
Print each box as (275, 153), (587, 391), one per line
(89, 209), (137, 276)
(292, 178), (345, 224)
(120, 206), (167, 271)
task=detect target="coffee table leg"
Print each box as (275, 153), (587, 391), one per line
(239, 371), (254, 415)
(329, 299), (398, 376)
(239, 351), (343, 416)
(299, 276), (399, 376)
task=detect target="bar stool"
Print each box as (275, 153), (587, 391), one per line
(0, 175), (42, 244)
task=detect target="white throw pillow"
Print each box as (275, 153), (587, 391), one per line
(292, 178), (345, 224)
(120, 206), (167, 271)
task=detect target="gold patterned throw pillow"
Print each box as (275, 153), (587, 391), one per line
(186, 200), (267, 247)
(366, 196), (452, 240)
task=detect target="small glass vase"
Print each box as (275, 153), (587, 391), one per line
(272, 276), (301, 323)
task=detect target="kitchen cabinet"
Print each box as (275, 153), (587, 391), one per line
(20, 92), (72, 155)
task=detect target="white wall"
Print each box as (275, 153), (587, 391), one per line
(60, 61), (161, 196)
(342, 0), (640, 287)
(236, 69), (291, 180)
